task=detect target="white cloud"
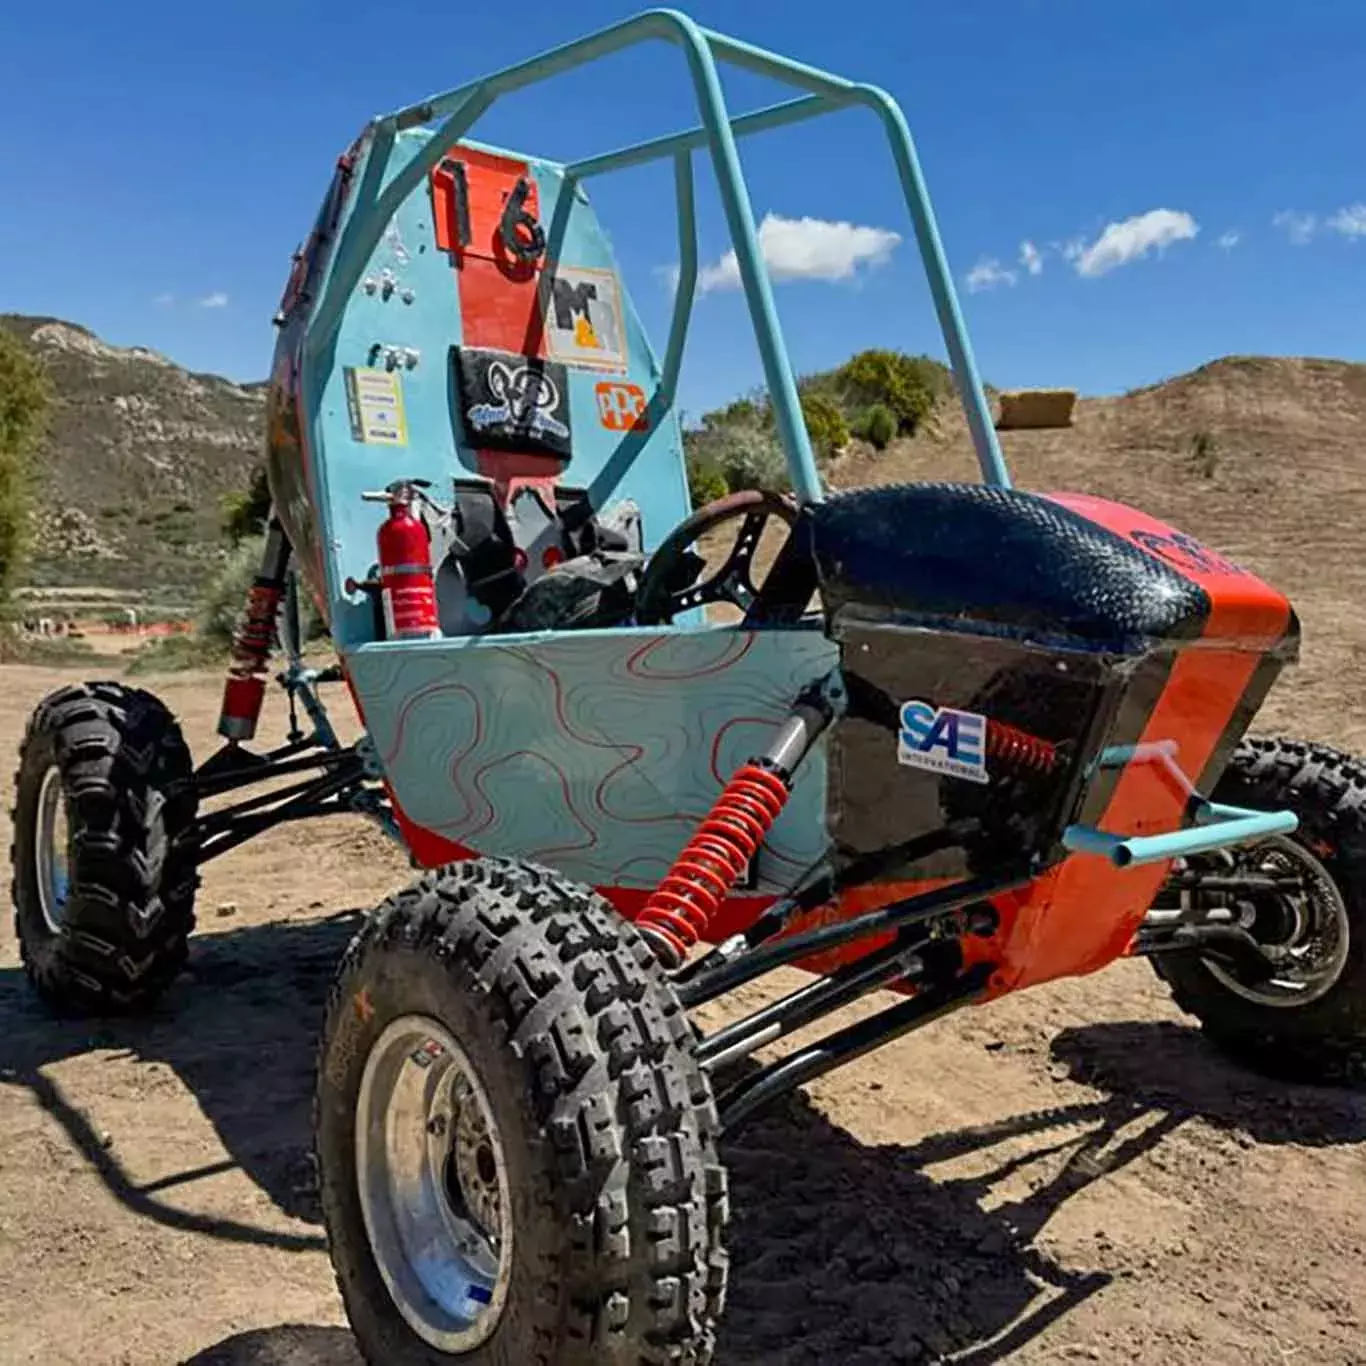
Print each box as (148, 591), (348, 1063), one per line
(696, 214), (901, 294)
(1072, 208), (1199, 278)
(1019, 240), (1043, 276)
(1272, 210), (1317, 245)
(965, 257), (1018, 293)
(198, 291), (230, 309)
(153, 292), (175, 307)
(1216, 229), (1242, 250)
(1058, 237), (1086, 265)
(1328, 203), (1366, 239)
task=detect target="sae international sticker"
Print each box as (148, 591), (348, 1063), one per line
(897, 700), (990, 784)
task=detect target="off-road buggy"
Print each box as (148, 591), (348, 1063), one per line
(12, 12), (1366, 1364)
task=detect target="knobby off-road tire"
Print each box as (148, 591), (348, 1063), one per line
(315, 857), (729, 1366)
(1152, 737), (1366, 1082)
(11, 681), (199, 1014)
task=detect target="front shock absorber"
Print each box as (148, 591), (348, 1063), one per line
(216, 517), (291, 743)
(638, 693), (833, 970)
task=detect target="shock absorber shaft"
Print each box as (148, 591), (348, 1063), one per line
(638, 693), (833, 970)
(216, 517), (291, 743)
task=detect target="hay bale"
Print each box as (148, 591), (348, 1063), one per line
(995, 388), (1077, 430)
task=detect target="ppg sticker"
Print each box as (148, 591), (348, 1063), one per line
(898, 701), (989, 784)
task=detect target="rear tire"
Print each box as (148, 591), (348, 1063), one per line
(314, 857), (729, 1365)
(10, 681), (199, 1014)
(1151, 737), (1366, 1083)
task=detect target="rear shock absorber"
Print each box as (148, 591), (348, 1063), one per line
(638, 693), (833, 970)
(985, 720), (1059, 775)
(216, 517), (291, 743)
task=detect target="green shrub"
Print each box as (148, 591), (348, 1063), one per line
(684, 409), (790, 495)
(199, 535), (266, 646)
(800, 392), (849, 461)
(1190, 429), (1218, 479)
(833, 349), (944, 437)
(0, 330), (50, 602)
(197, 534), (325, 651)
(221, 464), (272, 545)
(853, 402), (898, 451)
(124, 633), (224, 676)
(686, 454), (729, 508)
(715, 428), (789, 494)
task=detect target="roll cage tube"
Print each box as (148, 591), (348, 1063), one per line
(302, 7), (1009, 528)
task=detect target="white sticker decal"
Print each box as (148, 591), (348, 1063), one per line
(344, 366), (408, 446)
(897, 700), (990, 784)
(542, 265), (627, 372)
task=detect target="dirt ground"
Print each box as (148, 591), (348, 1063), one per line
(2, 658), (1366, 1366)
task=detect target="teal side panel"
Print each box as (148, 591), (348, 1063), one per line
(299, 127), (693, 651)
(346, 628), (838, 894)
(307, 129), (469, 647)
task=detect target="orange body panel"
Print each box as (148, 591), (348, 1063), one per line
(432, 145), (556, 493)
(965, 493), (1294, 996)
(751, 493), (1296, 997)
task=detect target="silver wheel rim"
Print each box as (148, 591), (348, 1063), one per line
(355, 1014), (513, 1352)
(1206, 836), (1350, 1008)
(34, 766), (72, 936)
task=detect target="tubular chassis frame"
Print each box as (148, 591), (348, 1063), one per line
(194, 10), (1303, 1132)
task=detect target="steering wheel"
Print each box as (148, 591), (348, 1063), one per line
(635, 488), (800, 626)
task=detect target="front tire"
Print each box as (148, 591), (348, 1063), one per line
(1152, 737), (1366, 1082)
(315, 858), (729, 1365)
(10, 681), (199, 1014)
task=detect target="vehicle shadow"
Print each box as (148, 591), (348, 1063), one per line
(0, 910), (363, 1252)
(1049, 1016), (1366, 1146)
(4, 914), (1365, 1366)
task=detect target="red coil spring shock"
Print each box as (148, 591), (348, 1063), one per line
(986, 720), (1058, 775)
(217, 521), (290, 743)
(637, 763), (791, 969)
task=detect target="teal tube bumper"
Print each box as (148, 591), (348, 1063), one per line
(1062, 801), (1298, 869)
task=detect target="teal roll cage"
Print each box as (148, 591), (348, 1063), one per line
(301, 6), (1011, 507)
(294, 7), (1295, 873)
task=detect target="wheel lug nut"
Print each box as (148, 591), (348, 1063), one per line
(428, 1114), (448, 1137)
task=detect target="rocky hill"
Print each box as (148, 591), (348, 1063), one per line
(0, 314), (265, 601)
(4, 311), (1363, 749)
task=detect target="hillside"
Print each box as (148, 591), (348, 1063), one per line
(2, 311), (1362, 749)
(826, 355), (1366, 749)
(0, 314), (265, 602)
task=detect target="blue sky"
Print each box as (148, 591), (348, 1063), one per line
(1, 0), (1362, 415)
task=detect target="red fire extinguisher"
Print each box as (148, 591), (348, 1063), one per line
(364, 480), (440, 640)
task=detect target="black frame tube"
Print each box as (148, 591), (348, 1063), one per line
(695, 933), (925, 1070)
(716, 961), (994, 1132)
(1128, 922), (1279, 978)
(678, 868), (1025, 1008)
(197, 763), (364, 833)
(194, 766), (368, 864)
(195, 745), (355, 800)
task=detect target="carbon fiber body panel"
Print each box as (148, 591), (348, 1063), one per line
(802, 483), (1211, 652)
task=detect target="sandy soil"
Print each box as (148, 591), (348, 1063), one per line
(2, 660), (1366, 1366)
